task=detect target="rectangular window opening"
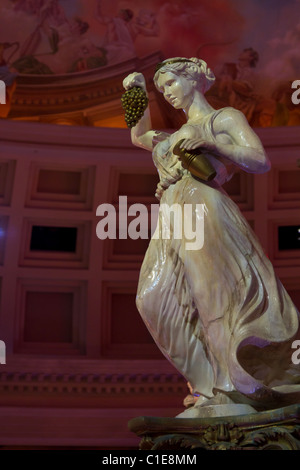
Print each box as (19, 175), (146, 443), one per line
(30, 226), (77, 252)
(278, 225), (300, 251)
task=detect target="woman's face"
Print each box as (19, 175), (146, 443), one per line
(156, 71), (194, 109)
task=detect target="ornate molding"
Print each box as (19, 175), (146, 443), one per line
(0, 371), (186, 396)
(129, 404), (300, 450)
(9, 53), (162, 119)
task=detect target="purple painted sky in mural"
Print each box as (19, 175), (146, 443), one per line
(0, 0), (299, 81)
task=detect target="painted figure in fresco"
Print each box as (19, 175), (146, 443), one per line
(0, 42), (18, 117)
(123, 57), (300, 418)
(17, 0), (69, 57)
(11, 0), (106, 74)
(96, 0), (159, 63)
(12, 0), (43, 15)
(37, 16), (107, 74)
(216, 48), (259, 124)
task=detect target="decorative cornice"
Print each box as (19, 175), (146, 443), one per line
(0, 371), (186, 396)
(130, 405), (300, 450)
(9, 52), (162, 118)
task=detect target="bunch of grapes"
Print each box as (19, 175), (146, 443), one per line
(121, 86), (148, 128)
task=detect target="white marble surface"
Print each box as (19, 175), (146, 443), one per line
(124, 57), (300, 418)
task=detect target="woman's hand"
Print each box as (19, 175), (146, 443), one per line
(155, 161), (184, 199)
(178, 138), (216, 153)
(123, 72), (147, 92)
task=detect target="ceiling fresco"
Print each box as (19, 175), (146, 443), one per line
(0, 0), (300, 126)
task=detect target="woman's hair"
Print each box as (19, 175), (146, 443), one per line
(154, 57), (215, 94)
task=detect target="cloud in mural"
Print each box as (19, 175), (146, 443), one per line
(265, 21), (300, 80)
(79, 0), (245, 66)
(143, 0), (245, 64)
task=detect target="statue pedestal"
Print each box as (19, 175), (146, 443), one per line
(128, 404), (300, 450)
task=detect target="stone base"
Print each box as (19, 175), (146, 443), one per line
(176, 403), (256, 419)
(128, 404), (300, 450)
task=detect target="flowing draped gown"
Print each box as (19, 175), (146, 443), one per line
(136, 108), (300, 410)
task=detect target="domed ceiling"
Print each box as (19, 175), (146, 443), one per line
(0, 0), (300, 127)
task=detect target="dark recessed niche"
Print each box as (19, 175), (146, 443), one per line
(37, 170), (81, 195)
(112, 237), (150, 256)
(111, 293), (155, 345)
(278, 170), (300, 194)
(278, 225), (300, 251)
(0, 216), (8, 265)
(118, 173), (159, 197)
(287, 290), (300, 311)
(223, 172), (241, 196)
(0, 160), (16, 205)
(30, 226), (77, 252)
(24, 291), (73, 343)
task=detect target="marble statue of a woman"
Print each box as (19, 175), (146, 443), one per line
(123, 57), (300, 418)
